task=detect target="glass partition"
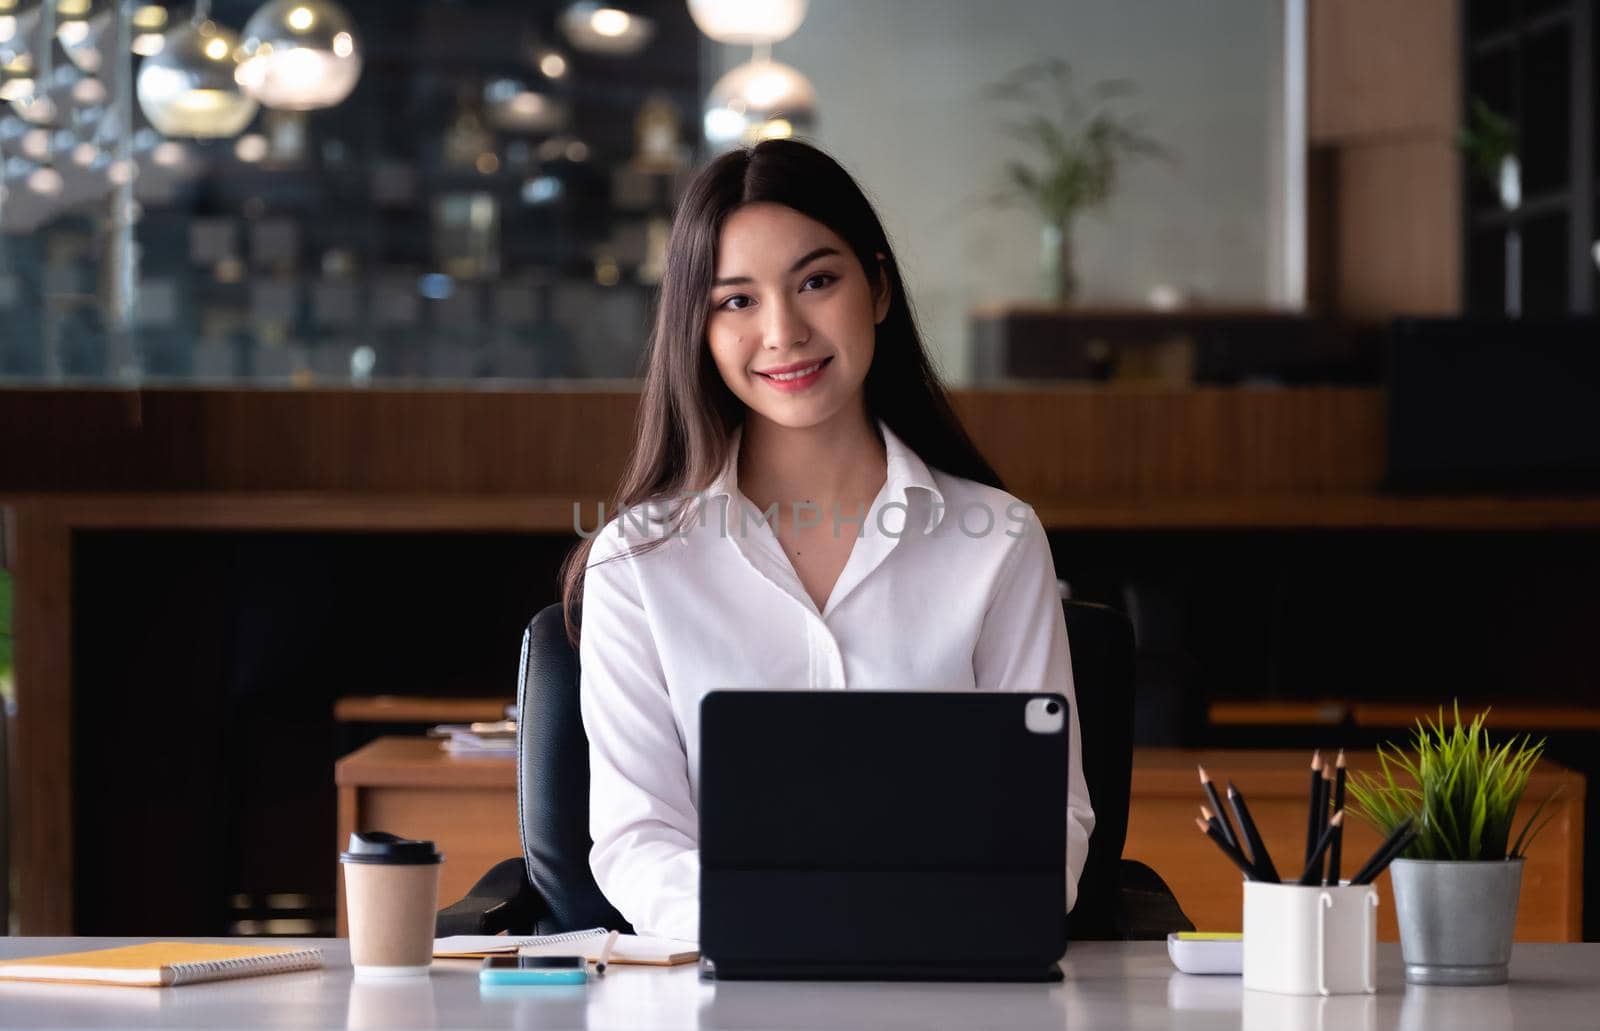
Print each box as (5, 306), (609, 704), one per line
(0, 0), (1297, 386)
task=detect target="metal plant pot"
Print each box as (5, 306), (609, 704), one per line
(1390, 858), (1523, 986)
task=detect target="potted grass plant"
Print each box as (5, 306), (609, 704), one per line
(1347, 703), (1559, 986)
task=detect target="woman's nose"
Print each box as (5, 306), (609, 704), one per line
(759, 294), (809, 348)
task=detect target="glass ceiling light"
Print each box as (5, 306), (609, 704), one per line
(57, 1), (112, 74)
(0, 51), (33, 101)
(520, 26), (569, 82)
(54, 0), (108, 67)
(703, 57), (815, 148)
(136, 8), (259, 138)
(483, 77), (566, 134)
(130, 4), (168, 56)
(9, 62), (64, 123)
(558, 2), (653, 56)
(687, 0), (807, 45)
(236, 0), (363, 111)
(0, 1), (41, 59)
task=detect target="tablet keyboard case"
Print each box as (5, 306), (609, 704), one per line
(699, 691), (1068, 981)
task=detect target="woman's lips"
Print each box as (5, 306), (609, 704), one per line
(755, 356), (832, 393)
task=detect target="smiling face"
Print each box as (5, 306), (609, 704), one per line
(706, 202), (889, 432)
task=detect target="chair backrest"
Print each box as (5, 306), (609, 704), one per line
(1060, 600), (1136, 939)
(516, 602), (631, 933)
(515, 597), (1137, 936)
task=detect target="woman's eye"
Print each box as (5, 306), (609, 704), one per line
(802, 273), (835, 291)
(718, 295), (753, 311)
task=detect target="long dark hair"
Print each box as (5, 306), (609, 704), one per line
(559, 138), (1002, 644)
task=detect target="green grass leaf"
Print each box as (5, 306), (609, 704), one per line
(1345, 700), (1550, 861)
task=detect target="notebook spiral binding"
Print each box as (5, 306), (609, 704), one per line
(506, 927), (607, 948)
(167, 949), (323, 985)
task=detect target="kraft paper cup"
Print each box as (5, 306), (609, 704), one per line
(339, 831), (443, 978)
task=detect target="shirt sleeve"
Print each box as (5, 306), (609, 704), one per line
(578, 533), (701, 941)
(970, 510), (1096, 914)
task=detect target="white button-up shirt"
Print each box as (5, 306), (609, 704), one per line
(578, 419), (1095, 941)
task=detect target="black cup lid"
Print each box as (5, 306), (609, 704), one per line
(339, 830), (442, 865)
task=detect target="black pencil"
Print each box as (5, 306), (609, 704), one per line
(1317, 762), (1334, 884)
(1327, 750), (1347, 885)
(1298, 810), (1344, 885)
(1196, 817), (1257, 880)
(1227, 781), (1280, 882)
(1353, 824), (1419, 886)
(1350, 818), (1417, 885)
(1197, 765), (1241, 852)
(1304, 751), (1324, 869)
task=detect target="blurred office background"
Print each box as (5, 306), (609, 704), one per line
(1, 0), (1598, 943)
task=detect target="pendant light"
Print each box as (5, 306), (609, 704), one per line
(703, 57), (815, 148)
(0, 1), (41, 59)
(136, 2), (258, 138)
(56, 0), (111, 74)
(557, 2), (653, 56)
(4, 0), (51, 124)
(483, 77), (566, 134)
(129, 3), (168, 56)
(235, 0), (362, 111)
(687, 0), (807, 45)
(0, 50), (33, 101)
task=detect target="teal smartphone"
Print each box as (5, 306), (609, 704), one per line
(479, 954), (588, 986)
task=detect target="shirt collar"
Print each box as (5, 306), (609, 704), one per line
(702, 418), (946, 535)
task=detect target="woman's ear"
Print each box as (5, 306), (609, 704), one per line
(873, 252), (891, 324)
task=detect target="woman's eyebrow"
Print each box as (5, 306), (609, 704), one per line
(712, 246), (841, 287)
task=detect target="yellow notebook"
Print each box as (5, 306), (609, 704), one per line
(0, 942), (324, 987)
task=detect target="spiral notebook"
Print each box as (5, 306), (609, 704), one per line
(0, 942), (324, 988)
(435, 928), (698, 966)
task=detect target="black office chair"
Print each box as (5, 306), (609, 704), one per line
(437, 600), (1192, 940)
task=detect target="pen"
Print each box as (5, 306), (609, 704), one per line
(1227, 781), (1280, 882)
(1326, 750), (1347, 885)
(595, 930), (620, 975)
(1197, 765), (1241, 852)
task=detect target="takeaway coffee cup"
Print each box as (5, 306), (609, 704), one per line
(340, 831), (443, 977)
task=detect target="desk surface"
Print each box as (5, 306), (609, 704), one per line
(3, 939), (1598, 1030)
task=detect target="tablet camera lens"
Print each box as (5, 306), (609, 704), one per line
(1045, 701), (1060, 716)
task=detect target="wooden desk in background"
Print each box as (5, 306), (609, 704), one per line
(1126, 749), (1586, 942)
(335, 738), (1587, 941)
(334, 737), (521, 936)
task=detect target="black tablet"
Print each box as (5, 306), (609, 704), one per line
(698, 690), (1069, 982)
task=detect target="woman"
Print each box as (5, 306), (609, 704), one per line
(560, 138), (1093, 942)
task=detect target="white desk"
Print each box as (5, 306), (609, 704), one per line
(2, 939), (1598, 1029)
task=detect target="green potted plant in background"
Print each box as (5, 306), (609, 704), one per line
(0, 569), (12, 702)
(1347, 703), (1558, 986)
(1457, 98), (1521, 317)
(985, 57), (1167, 304)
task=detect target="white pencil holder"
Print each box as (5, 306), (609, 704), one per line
(1242, 881), (1379, 996)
